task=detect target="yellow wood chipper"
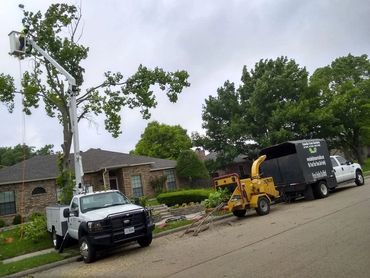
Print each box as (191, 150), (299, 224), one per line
(213, 155), (280, 217)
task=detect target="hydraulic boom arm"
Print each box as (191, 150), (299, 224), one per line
(8, 31), (84, 192)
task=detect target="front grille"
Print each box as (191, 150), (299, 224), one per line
(106, 209), (147, 243)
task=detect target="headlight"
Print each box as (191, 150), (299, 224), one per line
(88, 221), (103, 233)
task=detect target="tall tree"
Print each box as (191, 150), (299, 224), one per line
(176, 150), (210, 182)
(132, 121), (192, 160)
(193, 57), (312, 163)
(310, 54), (370, 164)
(0, 4), (189, 174)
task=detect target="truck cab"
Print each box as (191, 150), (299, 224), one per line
(330, 155), (364, 186)
(47, 190), (154, 263)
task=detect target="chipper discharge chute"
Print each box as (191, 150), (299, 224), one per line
(213, 155), (279, 217)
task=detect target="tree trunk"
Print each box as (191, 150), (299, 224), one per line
(61, 114), (73, 171)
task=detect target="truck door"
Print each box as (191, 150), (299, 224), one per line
(68, 197), (80, 239)
(331, 156), (344, 183)
(335, 156), (354, 181)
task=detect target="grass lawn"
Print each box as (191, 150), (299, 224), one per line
(0, 226), (52, 260)
(0, 248), (79, 277)
(147, 198), (160, 206)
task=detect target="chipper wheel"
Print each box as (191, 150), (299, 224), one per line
(232, 209), (247, 217)
(255, 196), (270, 216)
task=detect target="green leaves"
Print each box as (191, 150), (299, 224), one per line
(194, 56), (310, 164)
(1, 3), (189, 174)
(310, 54), (370, 163)
(133, 121), (192, 159)
(176, 150), (209, 180)
(0, 74), (16, 112)
(197, 54), (370, 165)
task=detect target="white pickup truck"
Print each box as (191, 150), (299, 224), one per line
(46, 190), (154, 263)
(330, 155), (364, 186)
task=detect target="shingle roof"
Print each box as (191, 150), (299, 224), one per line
(0, 148), (176, 185)
(205, 152), (249, 164)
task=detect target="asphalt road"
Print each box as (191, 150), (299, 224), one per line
(31, 180), (370, 278)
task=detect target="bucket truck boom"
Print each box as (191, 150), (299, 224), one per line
(8, 30), (84, 192)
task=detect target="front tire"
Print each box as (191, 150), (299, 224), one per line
(255, 197), (270, 216)
(232, 209), (247, 217)
(355, 170), (364, 186)
(79, 236), (96, 263)
(52, 228), (63, 250)
(138, 232), (153, 247)
(314, 181), (329, 199)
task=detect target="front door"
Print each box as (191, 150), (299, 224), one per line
(331, 157), (344, 182)
(110, 178), (118, 190)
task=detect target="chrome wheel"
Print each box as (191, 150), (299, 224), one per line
(80, 240), (89, 259)
(320, 183), (328, 196)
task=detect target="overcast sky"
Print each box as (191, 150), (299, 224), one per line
(1, 0), (369, 154)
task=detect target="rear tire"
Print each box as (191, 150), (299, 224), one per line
(52, 228), (63, 250)
(79, 236), (96, 263)
(138, 232), (153, 247)
(355, 170), (364, 186)
(314, 181), (329, 199)
(232, 209), (247, 217)
(255, 197), (270, 216)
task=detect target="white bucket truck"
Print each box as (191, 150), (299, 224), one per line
(9, 30), (154, 263)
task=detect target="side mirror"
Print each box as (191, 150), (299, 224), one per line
(346, 161), (353, 165)
(63, 208), (70, 218)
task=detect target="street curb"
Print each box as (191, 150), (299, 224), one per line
(3, 213), (234, 278)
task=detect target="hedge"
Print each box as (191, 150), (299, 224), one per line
(156, 189), (213, 207)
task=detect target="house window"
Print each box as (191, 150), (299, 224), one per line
(32, 187), (46, 195)
(131, 175), (143, 197)
(0, 191), (16, 216)
(165, 170), (176, 191)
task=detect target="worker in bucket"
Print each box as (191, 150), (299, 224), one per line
(18, 28), (29, 51)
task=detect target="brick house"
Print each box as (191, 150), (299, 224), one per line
(0, 148), (182, 225)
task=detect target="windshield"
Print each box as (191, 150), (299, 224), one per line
(80, 191), (131, 213)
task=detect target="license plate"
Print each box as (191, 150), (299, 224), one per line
(124, 227), (135, 234)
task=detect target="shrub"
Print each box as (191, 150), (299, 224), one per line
(157, 189), (213, 207)
(130, 196), (149, 207)
(29, 212), (43, 221)
(149, 176), (167, 194)
(22, 215), (47, 242)
(13, 214), (22, 225)
(202, 188), (231, 209)
(0, 219), (5, 228)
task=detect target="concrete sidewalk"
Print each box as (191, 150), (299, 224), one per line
(3, 248), (55, 264)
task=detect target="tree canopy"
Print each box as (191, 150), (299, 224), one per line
(176, 150), (210, 181)
(193, 56), (313, 164)
(193, 55), (370, 165)
(0, 3), (190, 174)
(0, 144), (54, 168)
(132, 121), (192, 160)
(310, 54), (370, 164)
